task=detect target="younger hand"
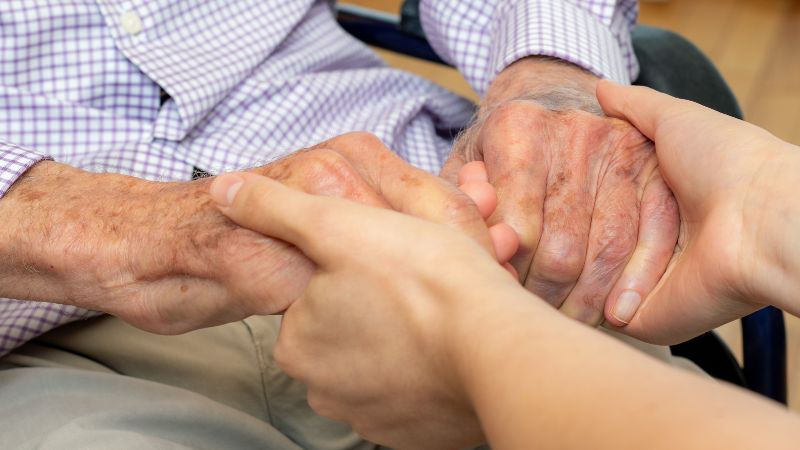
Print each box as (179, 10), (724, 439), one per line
(598, 81), (800, 344)
(210, 172), (519, 449)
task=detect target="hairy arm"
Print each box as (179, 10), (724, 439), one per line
(0, 132), (496, 336)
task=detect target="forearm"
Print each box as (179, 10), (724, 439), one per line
(0, 161), (214, 312)
(0, 161), (88, 303)
(454, 290), (800, 449)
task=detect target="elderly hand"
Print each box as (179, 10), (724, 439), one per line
(442, 57), (679, 325)
(210, 171), (524, 449)
(598, 81), (800, 343)
(0, 132), (510, 335)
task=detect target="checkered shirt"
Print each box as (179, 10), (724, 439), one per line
(0, 0), (638, 355)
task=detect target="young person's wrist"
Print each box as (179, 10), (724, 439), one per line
(745, 143), (800, 314)
(447, 281), (559, 408)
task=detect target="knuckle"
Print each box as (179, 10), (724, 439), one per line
(482, 102), (544, 148)
(301, 148), (352, 179)
(299, 149), (362, 195)
(333, 131), (387, 152)
(534, 237), (585, 282)
(594, 222), (637, 267)
(486, 101), (542, 132)
(345, 131), (385, 147)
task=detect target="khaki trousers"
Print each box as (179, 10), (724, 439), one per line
(0, 315), (699, 449)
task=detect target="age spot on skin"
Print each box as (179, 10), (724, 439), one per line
(19, 189), (46, 202)
(399, 173), (423, 188)
(180, 284), (188, 293)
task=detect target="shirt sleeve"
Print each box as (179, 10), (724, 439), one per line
(420, 0), (639, 95)
(0, 141), (52, 199)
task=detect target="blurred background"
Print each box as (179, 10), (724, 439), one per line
(342, 0), (800, 411)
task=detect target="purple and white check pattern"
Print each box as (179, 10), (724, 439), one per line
(421, 0), (637, 94)
(0, 0), (637, 356)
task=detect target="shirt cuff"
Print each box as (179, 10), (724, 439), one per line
(0, 141), (52, 199)
(490, 0), (637, 86)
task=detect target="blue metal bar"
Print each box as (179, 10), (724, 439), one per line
(742, 307), (787, 404)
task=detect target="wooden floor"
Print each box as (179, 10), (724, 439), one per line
(345, 0), (800, 410)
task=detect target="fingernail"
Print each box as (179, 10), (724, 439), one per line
(612, 290), (641, 325)
(210, 174), (244, 206)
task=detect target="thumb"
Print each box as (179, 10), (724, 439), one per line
(210, 172), (339, 265)
(617, 249), (759, 345)
(596, 80), (692, 141)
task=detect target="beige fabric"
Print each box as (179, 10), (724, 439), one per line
(0, 316), (375, 450)
(0, 315), (702, 449)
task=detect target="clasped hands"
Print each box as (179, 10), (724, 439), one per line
(0, 58), (682, 448)
(204, 63), (680, 448)
(208, 78), (798, 450)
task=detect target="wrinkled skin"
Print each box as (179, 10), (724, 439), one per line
(210, 172), (511, 450)
(0, 132), (494, 334)
(442, 58), (680, 325)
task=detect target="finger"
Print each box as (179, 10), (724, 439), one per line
(489, 223), (519, 264)
(458, 180), (497, 220)
(256, 149), (391, 209)
(597, 80), (690, 140)
(604, 175), (679, 326)
(458, 161), (489, 184)
(458, 161), (495, 220)
(558, 180), (639, 325)
(523, 159), (593, 308)
(621, 248), (761, 345)
(320, 133), (495, 254)
(210, 172), (349, 265)
(478, 103), (549, 278)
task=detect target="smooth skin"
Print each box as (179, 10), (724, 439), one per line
(599, 81), (800, 342)
(210, 82), (800, 449)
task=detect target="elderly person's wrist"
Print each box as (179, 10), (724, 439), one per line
(0, 162), (224, 317)
(482, 56), (601, 116)
(452, 56), (604, 164)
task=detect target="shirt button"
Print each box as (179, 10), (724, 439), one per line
(120, 10), (143, 35)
